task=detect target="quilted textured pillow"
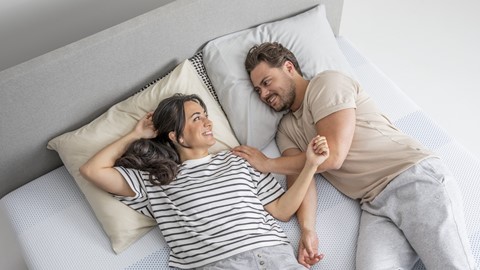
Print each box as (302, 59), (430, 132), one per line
(47, 59), (239, 253)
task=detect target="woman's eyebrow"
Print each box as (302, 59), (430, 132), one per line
(189, 111), (205, 119)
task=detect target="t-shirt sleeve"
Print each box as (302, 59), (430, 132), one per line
(247, 165), (285, 205)
(276, 71), (359, 154)
(114, 166), (153, 218)
(308, 71), (358, 123)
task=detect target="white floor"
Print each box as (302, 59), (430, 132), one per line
(1, 1), (480, 269)
(341, 0), (480, 160)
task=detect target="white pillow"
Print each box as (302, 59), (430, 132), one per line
(202, 4), (353, 149)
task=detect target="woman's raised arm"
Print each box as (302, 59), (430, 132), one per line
(80, 112), (157, 197)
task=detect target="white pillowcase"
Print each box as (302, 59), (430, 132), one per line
(202, 4), (353, 150)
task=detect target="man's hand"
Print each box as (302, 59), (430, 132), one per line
(298, 229), (324, 268)
(231, 145), (269, 172)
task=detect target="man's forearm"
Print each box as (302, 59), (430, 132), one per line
(287, 174), (318, 231)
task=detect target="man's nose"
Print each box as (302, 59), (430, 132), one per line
(259, 88), (269, 100)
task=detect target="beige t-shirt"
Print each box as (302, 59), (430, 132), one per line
(277, 70), (433, 203)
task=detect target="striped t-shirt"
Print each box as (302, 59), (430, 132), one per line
(114, 151), (289, 269)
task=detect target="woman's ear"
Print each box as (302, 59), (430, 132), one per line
(168, 131), (177, 143)
(169, 131), (184, 144)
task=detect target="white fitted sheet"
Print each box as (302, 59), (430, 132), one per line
(1, 37), (479, 269)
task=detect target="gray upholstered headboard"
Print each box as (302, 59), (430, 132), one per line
(0, 0), (344, 198)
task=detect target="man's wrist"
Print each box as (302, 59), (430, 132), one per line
(265, 157), (275, 172)
(300, 226), (315, 233)
(299, 220), (316, 232)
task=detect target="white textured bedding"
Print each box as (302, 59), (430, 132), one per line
(1, 37), (479, 269)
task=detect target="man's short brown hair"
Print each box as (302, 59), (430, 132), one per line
(244, 42), (303, 76)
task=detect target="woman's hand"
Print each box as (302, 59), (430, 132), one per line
(133, 112), (158, 139)
(305, 135), (329, 168)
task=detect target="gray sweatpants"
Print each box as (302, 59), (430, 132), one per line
(356, 157), (477, 270)
(198, 244), (306, 270)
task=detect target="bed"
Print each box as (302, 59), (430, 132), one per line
(0, 0), (479, 269)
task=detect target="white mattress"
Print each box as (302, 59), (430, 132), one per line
(1, 37), (479, 269)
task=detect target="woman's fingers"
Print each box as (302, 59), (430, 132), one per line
(312, 136), (328, 154)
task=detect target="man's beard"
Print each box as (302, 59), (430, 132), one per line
(275, 80), (296, 112)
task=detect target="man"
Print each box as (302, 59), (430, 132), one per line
(232, 42), (476, 269)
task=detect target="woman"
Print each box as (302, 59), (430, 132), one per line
(80, 94), (329, 269)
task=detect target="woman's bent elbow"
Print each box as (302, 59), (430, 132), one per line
(79, 164), (92, 181)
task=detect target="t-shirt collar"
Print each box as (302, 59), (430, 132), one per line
(182, 154), (212, 167)
(292, 103), (304, 119)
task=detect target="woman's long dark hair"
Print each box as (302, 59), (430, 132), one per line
(115, 93), (207, 186)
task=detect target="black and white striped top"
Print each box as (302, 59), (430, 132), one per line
(114, 151), (288, 269)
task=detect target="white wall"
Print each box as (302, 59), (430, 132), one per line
(341, 0), (480, 160)
(0, 0), (174, 72)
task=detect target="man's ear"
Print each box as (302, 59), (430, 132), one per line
(284, 60), (296, 75)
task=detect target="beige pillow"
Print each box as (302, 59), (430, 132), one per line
(47, 59), (240, 253)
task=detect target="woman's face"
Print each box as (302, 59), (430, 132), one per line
(179, 101), (216, 150)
